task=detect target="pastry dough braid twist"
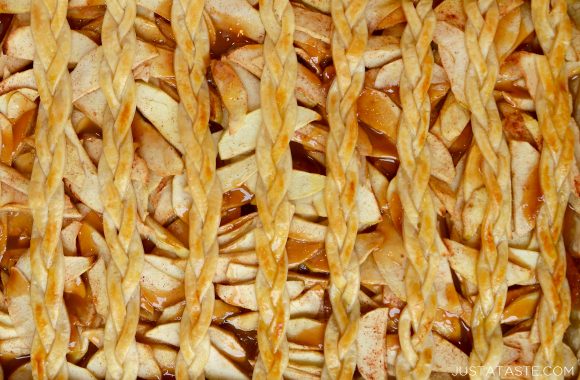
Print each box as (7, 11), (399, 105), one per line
(98, 1), (143, 378)
(322, 0), (367, 378)
(253, 0), (297, 378)
(463, 0), (511, 377)
(531, 0), (573, 374)
(29, 0), (72, 378)
(394, 1), (438, 379)
(171, 1), (221, 378)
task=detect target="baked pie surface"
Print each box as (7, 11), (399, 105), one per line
(0, 0), (578, 379)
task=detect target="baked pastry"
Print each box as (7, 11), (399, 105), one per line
(0, 0), (578, 379)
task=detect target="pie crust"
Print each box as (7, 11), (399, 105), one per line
(0, 0), (579, 379)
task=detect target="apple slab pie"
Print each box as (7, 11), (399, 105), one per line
(0, 0), (579, 378)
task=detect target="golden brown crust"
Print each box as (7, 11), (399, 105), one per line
(0, 0), (577, 378)
(394, 1), (439, 379)
(28, 0), (73, 378)
(462, 0), (511, 377)
(171, 0), (221, 378)
(322, 0), (367, 378)
(531, 0), (574, 372)
(98, 0), (143, 378)
(252, 0), (297, 378)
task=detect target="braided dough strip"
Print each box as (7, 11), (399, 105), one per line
(98, 0), (143, 378)
(171, 1), (222, 378)
(252, 0), (298, 378)
(531, 0), (574, 373)
(29, 0), (73, 378)
(322, 0), (367, 378)
(394, 1), (439, 379)
(463, 0), (511, 377)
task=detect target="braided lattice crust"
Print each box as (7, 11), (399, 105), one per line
(171, 0), (222, 378)
(98, 0), (143, 378)
(394, 1), (439, 379)
(29, 0), (72, 378)
(322, 0), (367, 378)
(252, 0), (298, 379)
(531, 0), (574, 373)
(463, 0), (511, 377)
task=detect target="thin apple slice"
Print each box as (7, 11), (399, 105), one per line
(434, 0), (466, 29)
(209, 326), (247, 363)
(371, 219), (406, 299)
(375, 59), (448, 89)
(359, 255), (388, 286)
(136, 0), (171, 19)
(0, 89), (38, 121)
(206, 0), (264, 43)
(287, 318), (325, 349)
(61, 221), (82, 255)
(71, 42), (158, 101)
(503, 331), (539, 365)
(508, 247), (539, 270)
(444, 239), (536, 286)
(502, 290), (540, 325)
(216, 281), (305, 311)
(283, 367), (320, 380)
(5, 268), (33, 347)
(212, 299), (242, 325)
(9, 362), (97, 380)
(226, 262), (258, 283)
(15, 252), (95, 290)
(428, 133), (456, 184)
(140, 256), (185, 310)
(357, 308), (389, 380)
(385, 333), (469, 373)
(0, 0), (29, 13)
(433, 21), (468, 103)
(211, 60), (247, 132)
(431, 93), (470, 147)
(64, 137), (102, 213)
(219, 228), (255, 254)
(292, 123), (327, 152)
(0, 337), (29, 359)
(0, 69), (36, 95)
(289, 217), (326, 242)
(227, 45), (325, 107)
(215, 251), (258, 283)
(499, 102), (541, 148)
(157, 301), (185, 324)
(135, 81), (180, 151)
(74, 89), (107, 126)
(137, 344), (163, 380)
(364, 35), (401, 68)
(87, 257), (108, 319)
(4, 26), (97, 64)
(217, 154), (257, 192)
(133, 112), (183, 177)
(86, 344), (161, 380)
(205, 345), (249, 380)
(225, 311), (258, 331)
(228, 61), (260, 112)
(294, 5), (331, 43)
(289, 285), (324, 318)
(144, 322), (180, 346)
(287, 348), (324, 377)
(510, 140), (541, 237)
(151, 344), (177, 373)
(461, 187), (487, 242)
(0, 312), (19, 340)
(287, 171), (326, 201)
(357, 87), (400, 142)
(218, 107), (321, 160)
